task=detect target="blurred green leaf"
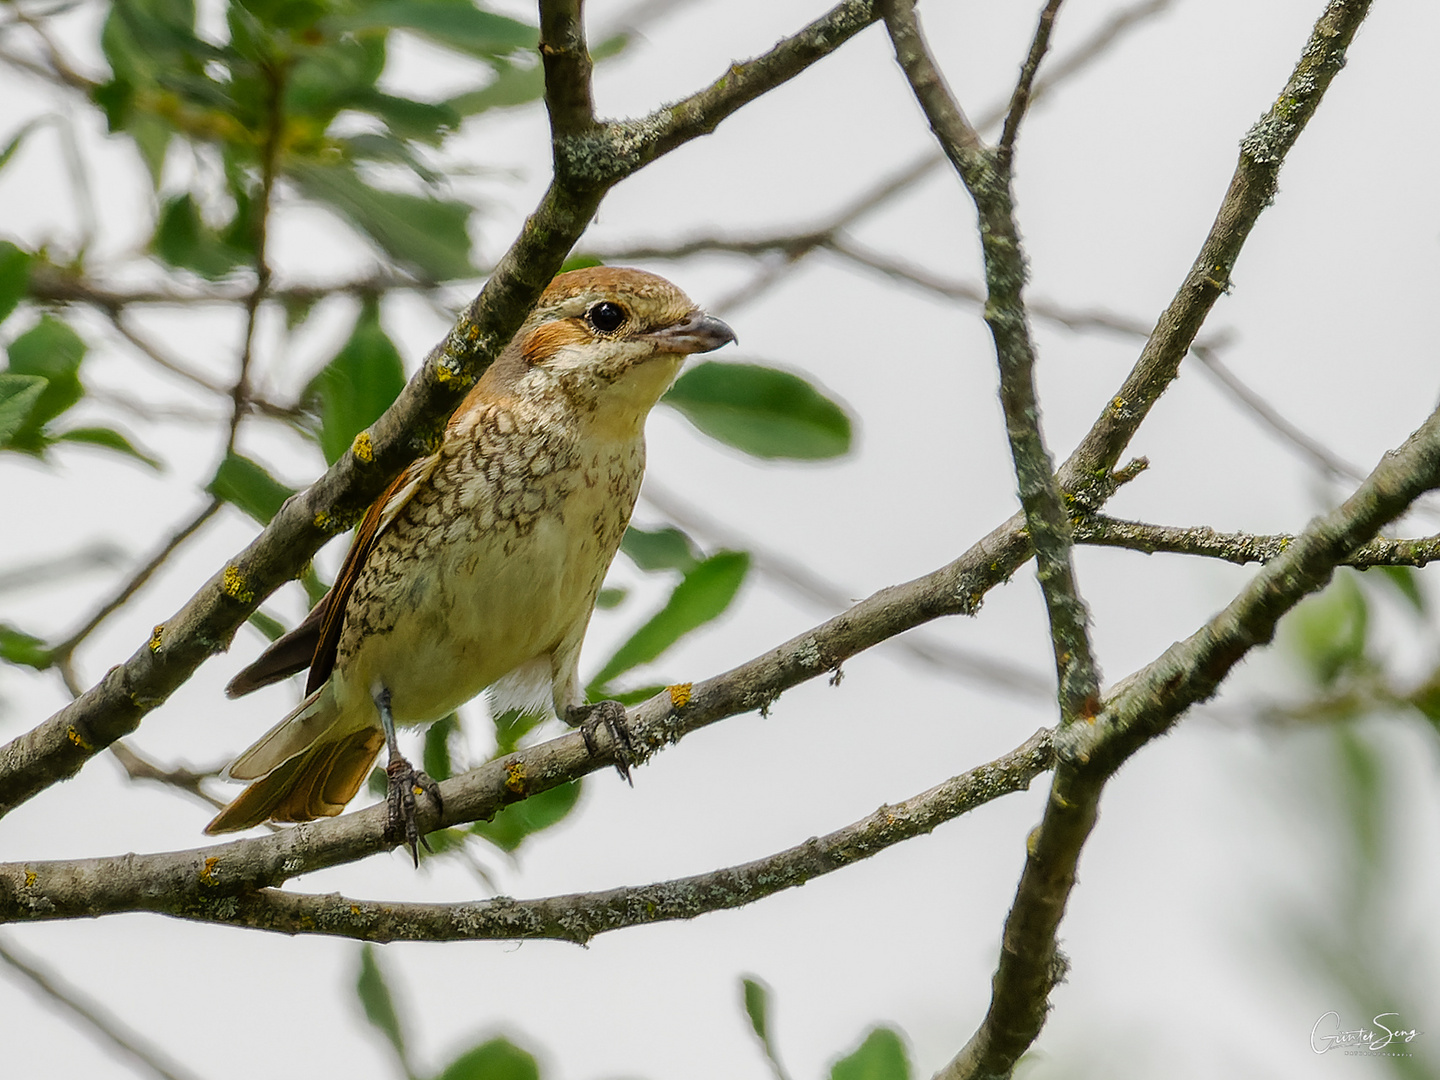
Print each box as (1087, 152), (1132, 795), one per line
(742, 977), (773, 1042)
(1373, 564), (1425, 614)
(0, 624), (50, 669)
(341, 132), (443, 183)
(742, 977), (789, 1079)
(97, 0), (214, 138)
(285, 33), (387, 120)
(53, 426), (162, 469)
(423, 712), (459, 781)
(664, 361), (852, 461)
(0, 374), (47, 449)
(208, 452), (295, 523)
(560, 253), (603, 272)
(336, 1), (536, 58)
(305, 300), (406, 464)
(471, 779), (581, 853)
(436, 1036), (540, 1080)
(492, 707), (544, 757)
(604, 683), (666, 707)
(355, 945), (411, 1074)
(152, 194), (251, 279)
(595, 586), (627, 609)
(293, 162), (474, 280)
(4, 314), (87, 453)
(247, 608), (287, 642)
(0, 240), (32, 326)
(1286, 571), (1369, 688)
(1336, 726), (1384, 870)
(590, 551), (749, 690)
(831, 1028), (911, 1080)
(621, 525), (699, 573)
(236, 0), (329, 33)
(445, 33), (624, 116)
(1407, 665), (1440, 729)
(300, 564), (331, 607)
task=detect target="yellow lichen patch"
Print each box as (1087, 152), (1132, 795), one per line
(200, 856), (220, 886)
(668, 682), (693, 709)
(351, 431), (374, 464)
(221, 565), (254, 604)
(314, 510), (332, 530)
(504, 761), (526, 794)
(24, 869), (36, 888)
(66, 726), (92, 751)
(433, 360), (461, 384)
(350, 904), (362, 916)
(149, 624), (165, 653)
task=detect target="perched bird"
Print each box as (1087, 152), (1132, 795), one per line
(207, 267), (735, 855)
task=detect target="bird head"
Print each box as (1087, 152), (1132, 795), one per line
(477, 267), (736, 436)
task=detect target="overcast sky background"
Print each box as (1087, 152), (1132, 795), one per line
(3, 1), (1440, 1077)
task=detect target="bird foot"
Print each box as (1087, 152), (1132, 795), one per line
(384, 756), (443, 866)
(567, 700), (636, 785)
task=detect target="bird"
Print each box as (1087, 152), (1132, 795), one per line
(206, 266), (736, 857)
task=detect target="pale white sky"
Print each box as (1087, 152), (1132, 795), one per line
(3, 2), (1439, 1078)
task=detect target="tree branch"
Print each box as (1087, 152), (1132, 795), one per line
(1055, 0), (1374, 508)
(539, 0), (597, 139)
(0, 510), (1038, 919)
(998, 0), (1064, 159)
(1072, 402), (1440, 779)
(883, 0), (1100, 722)
(1074, 515), (1440, 568)
(0, 731), (1053, 936)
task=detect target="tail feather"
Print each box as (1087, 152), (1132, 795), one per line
(223, 687), (335, 782)
(205, 725), (384, 833)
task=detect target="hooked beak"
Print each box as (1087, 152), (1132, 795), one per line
(646, 310), (738, 355)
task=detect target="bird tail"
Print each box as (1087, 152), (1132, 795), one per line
(205, 687), (384, 834)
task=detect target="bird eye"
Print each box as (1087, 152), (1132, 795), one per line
(586, 301), (628, 335)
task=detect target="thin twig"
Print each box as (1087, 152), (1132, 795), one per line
(998, 0), (1064, 158)
(1074, 515), (1440, 568)
(539, 0), (597, 139)
(224, 58), (285, 456)
(46, 500), (223, 666)
(1189, 344), (1360, 483)
(0, 543), (126, 595)
(109, 314), (229, 395)
(0, 936), (206, 1080)
(107, 742), (228, 812)
(27, 264), (439, 310)
(884, 0), (1099, 721)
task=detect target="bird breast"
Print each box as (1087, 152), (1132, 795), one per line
(334, 401), (645, 725)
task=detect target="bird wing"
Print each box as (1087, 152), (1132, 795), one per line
(224, 594), (330, 698)
(305, 453), (439, 695)
(223, 454), (438, 699)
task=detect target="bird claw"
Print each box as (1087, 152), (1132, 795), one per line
(384, 756), (443, 866)
(568, 700), (636, 785)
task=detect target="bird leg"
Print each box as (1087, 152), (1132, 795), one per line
(374, 686), (442, 865)
(566, 700), (637, 786)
